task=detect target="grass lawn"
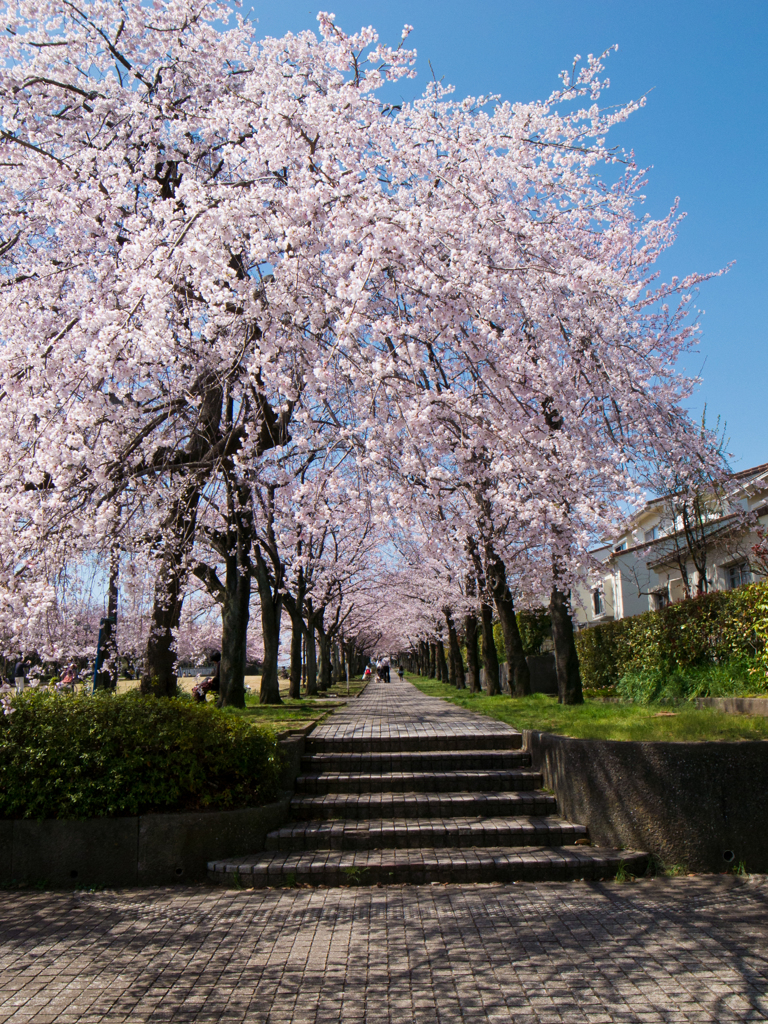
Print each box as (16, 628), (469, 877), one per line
(408, 676), (768, 742)
(225, 676), (368, 735)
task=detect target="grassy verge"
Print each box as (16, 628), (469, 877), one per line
(616, 656), (768, 703)
(226, 677), (368, 734)
(408, 676), (768, 742)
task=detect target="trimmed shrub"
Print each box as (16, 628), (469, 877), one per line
(0, 690), (283, 819)
(575, 580), (768, 690)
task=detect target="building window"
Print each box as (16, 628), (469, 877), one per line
(652, 588), (669, 611)
(727, 562), (751, 590)
(615, 542), (626, 552)
(592, 589), (604, 616)
(644, 526), (659, 542)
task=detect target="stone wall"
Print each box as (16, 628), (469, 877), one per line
(493, 654), (559, 695)
(695, 697), (768, 717)
(524, 729), (768, 873)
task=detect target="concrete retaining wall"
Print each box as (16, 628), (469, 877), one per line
(696, 696), (768, 717)
(0, 733), (308, 888)
(524, 729), (768, 873)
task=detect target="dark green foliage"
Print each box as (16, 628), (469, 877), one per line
(0, 690), (283, 819)
(492, 609), (551, 663)
(516, 609), (552, 656)
(575, 581), (768, 691)
(492, 621), (505, 663)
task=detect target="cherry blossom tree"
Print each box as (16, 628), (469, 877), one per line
(0, 4), (725, 706)
(0, 1), (416, 694)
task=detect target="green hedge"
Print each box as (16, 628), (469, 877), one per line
(0, 691), (283, 819)
(575, 580), (768, 690)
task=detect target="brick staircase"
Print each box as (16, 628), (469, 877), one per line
(208, 680), (647, 886)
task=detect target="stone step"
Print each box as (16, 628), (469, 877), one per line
(308, 731), (522, 753)
(294, 769), (543, 795)
(208, 846), (649, 887)
(290, 790), (558, 820)
(265, 816), (589, 852)
(301, 750), (532, 773)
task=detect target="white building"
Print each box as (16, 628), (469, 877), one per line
(574, 462), (768, 627)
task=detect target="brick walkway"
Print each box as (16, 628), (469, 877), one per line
(1, 877), (767, 1022)
(309, 677), (522, 751)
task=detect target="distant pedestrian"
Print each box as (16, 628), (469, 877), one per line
(13, 658), (26, 695)
(193, 652), (221, 703)
(398, 664), (404, 682)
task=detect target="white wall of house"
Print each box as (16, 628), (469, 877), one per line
(573, 463), (768, 628)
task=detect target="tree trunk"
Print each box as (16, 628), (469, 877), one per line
(283, 571), (305, 701)
(486, 553), (530, 697)
(95, 547), (119, 691)
(480, 601), (500, 696)
(428, 642), (436, 679)
(218, 568), (250, 708)
(549, 587), (584, 705)
(253, 548), (282, 705)
(344, 639), (356, 683)
(305, 623), (318, 696)
(436, 640), (449, 684)
(317, 627), (331, 691)
(464, 613), (480, 693)
(332, 642), (341, 684)
(446, 612), (466, 689)
(288, 609), (303, 700)
(143, 373), (223, 697)
(143, 490), (199, 697)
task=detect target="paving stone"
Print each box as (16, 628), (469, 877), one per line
(302, 749), (532, 773)
(293, 768), (543, 795)
(265, 816), (587, 852)
(290, 789), (558, 820)
(1, 879), (766, 1023)
(209, 846), (648, 886)
(211, 678), (646, 885)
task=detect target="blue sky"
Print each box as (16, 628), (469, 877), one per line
(246, 1), (767, 471)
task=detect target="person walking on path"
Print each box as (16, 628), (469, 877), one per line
(398, 664), (404, 682)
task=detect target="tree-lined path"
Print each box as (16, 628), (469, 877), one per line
(210, 679), (646, 886)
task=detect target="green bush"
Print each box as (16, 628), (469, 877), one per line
(575, 581), (768, 690)
(491, 608), (552, 663)
(0, 690), (283, 819)
(516, 608), (552, 656)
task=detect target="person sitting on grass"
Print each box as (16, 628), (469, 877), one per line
(57, 665), (76, 692)
(192, 652), (221, 703)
